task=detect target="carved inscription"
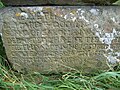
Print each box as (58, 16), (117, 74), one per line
(2, 7), (109, 73)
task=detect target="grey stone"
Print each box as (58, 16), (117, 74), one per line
(1, 0), (83, 5)
(1, 0), (117, 5)
(1, 6), (120, 74)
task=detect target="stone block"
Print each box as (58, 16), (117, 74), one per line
(1, 6), (120, 74)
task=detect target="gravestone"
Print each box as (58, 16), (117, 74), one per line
(0, 6), (120, 74)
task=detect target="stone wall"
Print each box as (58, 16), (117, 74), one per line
(0, 6), (120, 74)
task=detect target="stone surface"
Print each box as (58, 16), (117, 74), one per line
(1, 0), (117, 5)
(0, 6), (120, 74)
(1, 0), (83, 5)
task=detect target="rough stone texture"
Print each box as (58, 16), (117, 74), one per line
(0, 6), (120, 74)
(1, 0), (117, 5)
(1, 0), (84, 5)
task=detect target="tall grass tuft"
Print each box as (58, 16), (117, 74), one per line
(0, 1), (4, 8)
(0, 57), (120, 90)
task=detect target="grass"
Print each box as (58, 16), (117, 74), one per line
(0, 1), (120, 89)
(114, 0), (120, 5)
(0, 37), (120, 90)
(0, 1), (4, 8)
(0, 55), (120, 90)
(0, 35), (120, 90)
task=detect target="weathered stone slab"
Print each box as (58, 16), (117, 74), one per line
(1, 6), (120, 74)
